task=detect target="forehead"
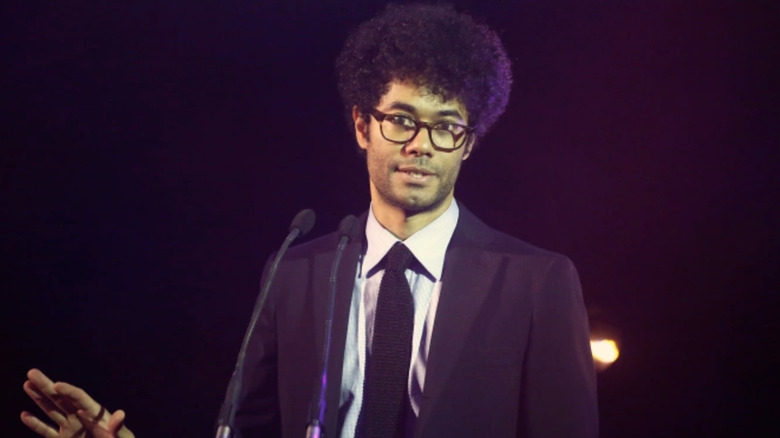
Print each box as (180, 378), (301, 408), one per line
(377, 80), (469, 121)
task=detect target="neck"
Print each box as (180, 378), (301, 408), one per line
(371, 197), (454, 240)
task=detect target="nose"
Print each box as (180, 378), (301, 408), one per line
(403, 126), (434, 156)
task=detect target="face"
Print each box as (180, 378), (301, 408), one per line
(354, 80), (474, 218)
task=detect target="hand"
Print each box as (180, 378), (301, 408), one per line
(21, 368), (135, 438)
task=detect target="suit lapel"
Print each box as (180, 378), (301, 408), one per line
(416, 207), (498, 432)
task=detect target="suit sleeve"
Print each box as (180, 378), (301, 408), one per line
(518, 255), (599, 438)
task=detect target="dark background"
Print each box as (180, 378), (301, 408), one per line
(3, 1), (778, 437)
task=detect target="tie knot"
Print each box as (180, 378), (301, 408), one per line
(384, 242), (414, 273)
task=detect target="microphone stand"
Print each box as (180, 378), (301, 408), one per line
(306, 215), (360, 438)
(215, 209), (316, 438)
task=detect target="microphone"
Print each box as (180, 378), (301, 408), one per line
(215, 209), (316, 438)
(306, 215), (360, 438)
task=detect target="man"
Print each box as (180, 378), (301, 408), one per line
(21, 3), (597, 438)
(235, 3), (597, 437)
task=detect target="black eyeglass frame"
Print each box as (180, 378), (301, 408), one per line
(369, 108), (475, 152)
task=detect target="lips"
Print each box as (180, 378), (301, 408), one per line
(396, 165), (435, 179)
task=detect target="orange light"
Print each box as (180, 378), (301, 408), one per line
(590, 339), (619, 371)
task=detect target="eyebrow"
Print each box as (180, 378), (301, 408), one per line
(385, 102), (465, 121)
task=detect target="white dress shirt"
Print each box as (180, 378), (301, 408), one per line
(338, 201), (459, 438)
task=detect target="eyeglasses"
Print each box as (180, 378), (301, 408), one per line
(369, 109), (474, 151)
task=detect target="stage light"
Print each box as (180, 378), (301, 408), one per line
(590, 338), (620, 371)
(587, 306), (621, 372)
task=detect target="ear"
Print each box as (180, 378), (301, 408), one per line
(352, 106), (369, 151)
(461, 136), (476, 161)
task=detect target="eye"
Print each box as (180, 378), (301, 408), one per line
(386, 114), (416, 128)
(434, 121), (464, 134)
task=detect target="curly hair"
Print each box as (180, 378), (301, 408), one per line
(336, 2), (512, 145)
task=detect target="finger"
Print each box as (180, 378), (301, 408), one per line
(23, 380), (68, 425)
(76, 409), (105, 437)
(77, 409), (132, 438)
(110, 410), (136, 438)
(27, 369), (78, 416)
(107, 409), (126, 433)
(26, 369), (55, 390)
(20, 411), (58, 438)
(74, 405), (106, 427)
(54, 381), (109, 422)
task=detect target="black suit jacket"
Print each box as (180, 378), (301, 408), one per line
(234, 204), (598, 437)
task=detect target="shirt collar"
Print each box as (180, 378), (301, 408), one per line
(361, 200), (459, 281)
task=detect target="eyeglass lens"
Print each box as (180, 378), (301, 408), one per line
(380, 118), (464, 149)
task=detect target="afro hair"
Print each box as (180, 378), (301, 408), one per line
(336, 2), (512, 144)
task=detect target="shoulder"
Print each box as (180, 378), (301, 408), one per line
(455, 202), (570, 263)
(453, 204), (584, 306)
(282, 211), (368, 262)
(286, 231), (341, 258)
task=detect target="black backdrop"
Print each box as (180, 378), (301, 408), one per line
(3, 1), (778, 437)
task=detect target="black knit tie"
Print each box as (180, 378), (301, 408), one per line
(360, 242), (415, 438)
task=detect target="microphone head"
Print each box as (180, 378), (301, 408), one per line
(337, 215), (361, 243)
(290, 209), (316, 237)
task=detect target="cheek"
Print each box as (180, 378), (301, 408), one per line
(365, 148), (389, 180)
(445, 157), (464, 177)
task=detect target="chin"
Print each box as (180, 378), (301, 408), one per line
(393, 195), (445, 214)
